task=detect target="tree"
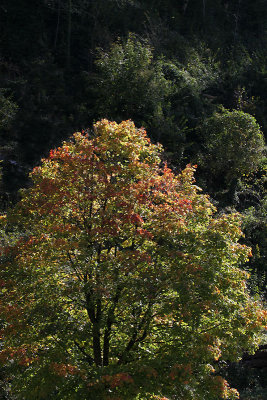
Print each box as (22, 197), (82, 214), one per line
(0, 88), (20, 203)
(198, 109), (265, 198)
(0, 120), (266, 399)
(92, 35), (172, 141)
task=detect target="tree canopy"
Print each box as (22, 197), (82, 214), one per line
(0, 120), (266, 399)
(1, 1), (267, 397)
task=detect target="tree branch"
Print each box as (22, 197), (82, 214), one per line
(103, 285), (122, 366)
(118, 302), (152, 364)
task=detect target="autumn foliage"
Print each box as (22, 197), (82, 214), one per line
(0, 120), (266, 399)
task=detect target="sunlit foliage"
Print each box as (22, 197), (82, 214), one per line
(0, 120), (266, 399)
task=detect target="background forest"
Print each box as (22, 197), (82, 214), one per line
(0, 0), (266, 398)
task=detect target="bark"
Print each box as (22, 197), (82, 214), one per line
(92, 322), (102, 366)
(103, 286), (121, 366)
(86, 292), (102, 366)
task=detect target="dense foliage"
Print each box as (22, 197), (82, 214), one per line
(1, 120), (266, 399)
(0, 0), (267, 398)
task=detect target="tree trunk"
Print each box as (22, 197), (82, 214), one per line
(92, 323), (102, 366)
